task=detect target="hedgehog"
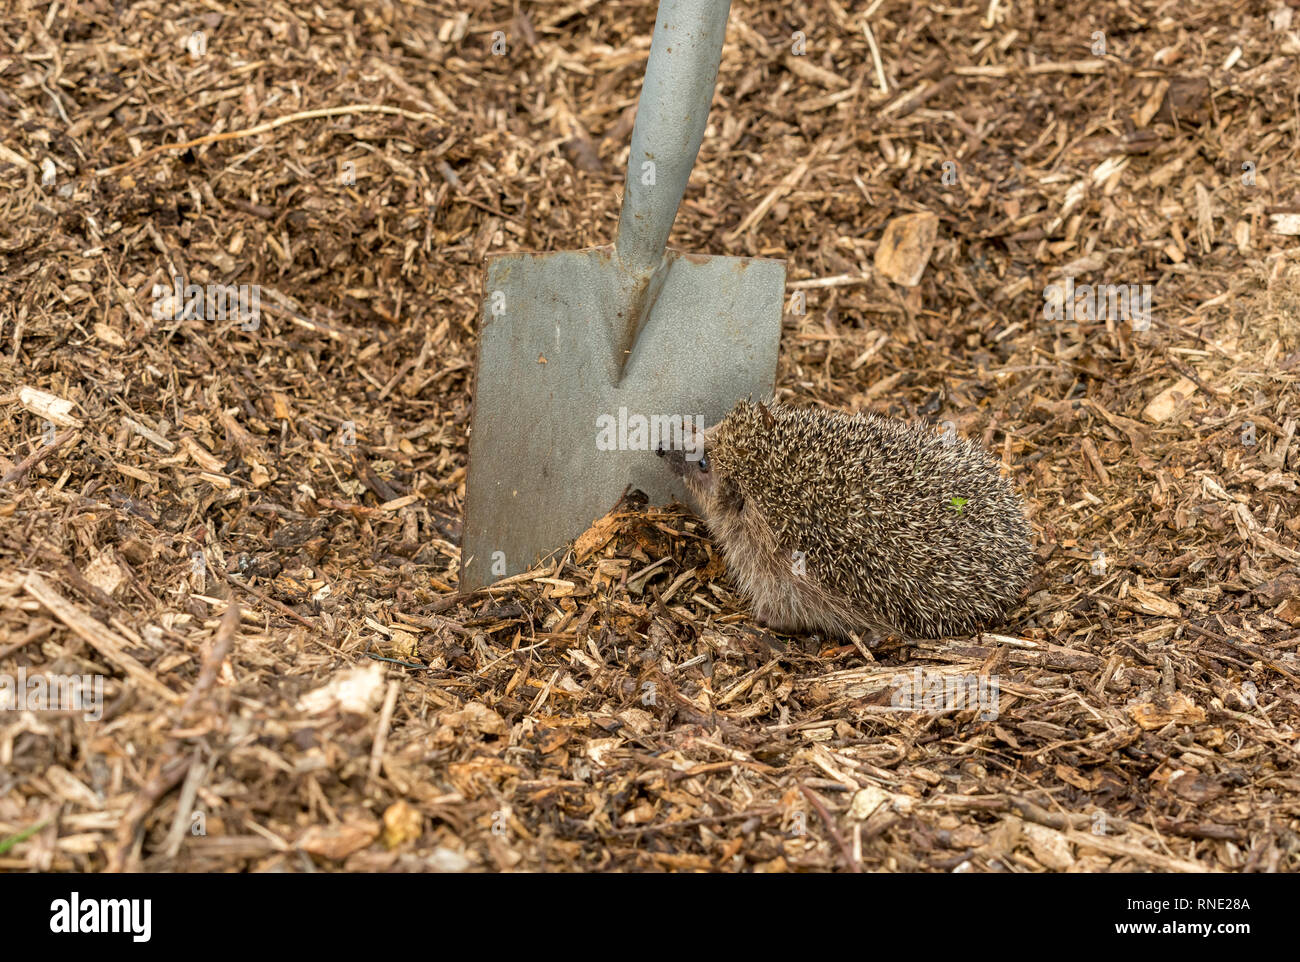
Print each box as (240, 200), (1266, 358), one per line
(655, 400), (1032, 639)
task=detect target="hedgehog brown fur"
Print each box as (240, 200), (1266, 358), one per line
(656, 400), (1033, 639)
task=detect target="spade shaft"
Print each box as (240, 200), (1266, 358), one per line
(611, 0), (732, 371)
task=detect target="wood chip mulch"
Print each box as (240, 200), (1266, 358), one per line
(1, 1), (1299, 872)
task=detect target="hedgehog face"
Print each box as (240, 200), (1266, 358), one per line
(655, 418), (712, 488)
(655, 420), (743, 519)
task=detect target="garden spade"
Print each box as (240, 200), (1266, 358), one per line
(461, 0), (784, 590)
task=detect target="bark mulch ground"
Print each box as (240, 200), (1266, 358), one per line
(1, 1), (1299, 871)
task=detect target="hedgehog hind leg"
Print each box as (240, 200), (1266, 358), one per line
(755, 581), (896, 642)
(748, 584), (829, 635)
(749, 594), (811, 635)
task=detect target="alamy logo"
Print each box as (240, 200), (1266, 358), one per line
(151, 275), (261, 329)
(1043, 276), (1152, 330)
(595, 408), (705, 460)
(49, 893), (151, 942)
(1, 668), (103, 721)
(890, 667), (1000, 720)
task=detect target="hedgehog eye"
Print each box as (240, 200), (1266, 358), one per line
(697, 454), (710, 472)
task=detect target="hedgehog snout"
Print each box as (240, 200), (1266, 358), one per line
(658, 441), (720, 503)
(656, 443), (688, 477)
(656, 420), (707, 471)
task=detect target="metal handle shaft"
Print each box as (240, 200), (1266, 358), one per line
(614, 0), (732, 277)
